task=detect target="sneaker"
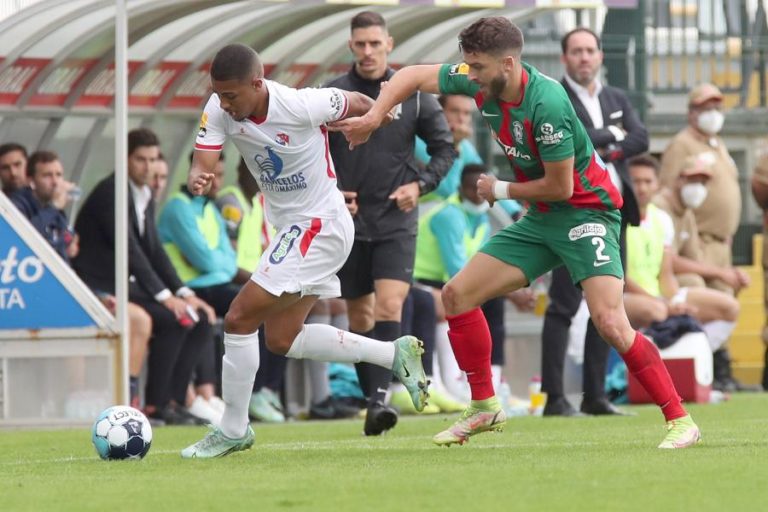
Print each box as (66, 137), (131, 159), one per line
(658, 414), (701, 449)
(181, 425), (255, 459)
(259, 387), (284, 412)
(428, 388), (466, 413)
(391, 336), (429, 412)
(389, 389), (440, 415)
(208, 396), (226, 415)
(188, 396), (223, 427)
(249, 391), (285, 423)
(363, 401), (398, 436)
(433, 401), (507, 446)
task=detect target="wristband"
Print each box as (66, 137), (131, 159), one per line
(493, 180), (510, 200)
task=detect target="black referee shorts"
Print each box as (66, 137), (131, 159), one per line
(337, 235), (416, 299)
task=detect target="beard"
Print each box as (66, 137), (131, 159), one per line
(486, 73), (507, 99)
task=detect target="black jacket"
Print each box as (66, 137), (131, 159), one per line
(72, 173), (184, 300)
(326, 66), (456, 240)
(10, 186), (71, 261)
(561, 79), (648, 226)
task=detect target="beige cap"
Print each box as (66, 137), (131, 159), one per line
(688, 83), (723, 107)
(679, 154), (713, 179)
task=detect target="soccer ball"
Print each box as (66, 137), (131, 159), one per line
(92, 405), (152, 460)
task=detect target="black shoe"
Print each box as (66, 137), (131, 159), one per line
(543, 396), (583, 417)
(309, 397), (361, 420)
(149, 404), (198, 426)
(580, 397), (634, 416)
(363, 402), (398, 436)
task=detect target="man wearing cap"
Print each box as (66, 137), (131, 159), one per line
(751, 152), (768, 389)
(655, 154), (749, 292)
(659, 83), (745, 295)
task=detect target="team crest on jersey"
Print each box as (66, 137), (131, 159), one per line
(198, 112), (208, 138)
(269, 226), (301, 264)
(449, 63), (469, 75)
(512, 121), (524, 144)
(275, 132), (290, 146)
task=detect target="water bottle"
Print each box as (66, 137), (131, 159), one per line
(528, 375), (546, 416)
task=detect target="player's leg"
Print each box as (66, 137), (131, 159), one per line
(581, 276), (700, 448)
(623, 292), (669, 329)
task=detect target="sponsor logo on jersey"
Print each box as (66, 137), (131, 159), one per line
(449, 63), (469, 75)
(512, 121), (524, 143)
(275, 132), (290, 146)
(255, 146), (308, 193)
(269, 226), (301, 264)
(499, 141), (531, 161)
(568, 223), (607, 241)
(198, 112), (208, 138)
(536, 122), (564, 145)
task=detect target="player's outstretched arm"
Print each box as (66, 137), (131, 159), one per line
(187, 149), (221, 196)
(331, 64), (443, 148)
(477, 158), (575, 205)
(342, 91), (375, 119)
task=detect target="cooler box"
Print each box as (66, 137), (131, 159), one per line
(628, 332), (712, 404)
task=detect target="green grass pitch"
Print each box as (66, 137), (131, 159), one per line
(1, 394), (767, 511)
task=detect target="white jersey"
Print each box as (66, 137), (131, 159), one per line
(195, 80), (349, 229)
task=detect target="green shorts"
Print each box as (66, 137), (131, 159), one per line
(480, 208), (623, 285)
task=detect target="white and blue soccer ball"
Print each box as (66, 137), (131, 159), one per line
(92, 405), (152, 460)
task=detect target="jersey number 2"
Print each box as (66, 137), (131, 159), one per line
(592, 237), (610, 262)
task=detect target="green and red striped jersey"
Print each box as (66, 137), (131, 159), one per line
(438, 61), (622, 213)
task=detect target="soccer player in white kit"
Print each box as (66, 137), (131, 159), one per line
(181, 44), (429, 459)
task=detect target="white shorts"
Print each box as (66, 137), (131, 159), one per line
(251, 211), (353, 299)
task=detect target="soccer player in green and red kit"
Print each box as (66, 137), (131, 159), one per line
(333, 16), (700, 449)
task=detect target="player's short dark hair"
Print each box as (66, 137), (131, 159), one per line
(351, 11), (386, 31)
(189, 150), (225, 165)
(628, 153), (661, 175)
(210, 43), (264, 82)
(560, 27), (601, 54)
(0, 142), (27, 160)
(27, 150), (59, 177)
(461, 163), (486, 184)
(128, 128), (160, 156)
(459, 17), (524, 57)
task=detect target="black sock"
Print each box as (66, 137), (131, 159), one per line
(353, 329), (375, 397)
(366, 321), (401, 406)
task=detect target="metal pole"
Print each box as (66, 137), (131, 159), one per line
(115, 0), (130, 406)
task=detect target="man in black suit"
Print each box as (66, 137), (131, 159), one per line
(73, 128), (216, 425)
(541, 27), (648, 416)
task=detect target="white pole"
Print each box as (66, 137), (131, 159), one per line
(115, 0), (130, 406)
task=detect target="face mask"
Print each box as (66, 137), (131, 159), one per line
(462, 199), (490, 215)
(680, 182), (708, 209)
(697, 109), (724, 135)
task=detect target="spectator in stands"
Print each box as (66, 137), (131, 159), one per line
(541, 27), (648, 417)
(216, 158), (288, 423)
(10, 150), (78, 261)
(325, 10), (456, 435)
(750, 151), (768, 390)
(655, 154), (749, 292)
(659, 83), (747, 389)
(0, 142), (28, 195)
(150, 152), (170, 201)
(73, 128), (216, 425)
(157, 151), (234, 425)
(625, 155), (739, 352)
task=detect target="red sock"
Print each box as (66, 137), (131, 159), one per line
(446, 308), (494, 401)
(621, 331), (687, 421)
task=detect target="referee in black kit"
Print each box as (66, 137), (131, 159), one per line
(326, 11), (456, 435)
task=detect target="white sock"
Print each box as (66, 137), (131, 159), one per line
(219, 331), (260, 439)
(285, 324), (394, 368)
(435, 321), (470, 402)
(491, 364), (503, 393)
(703, 320), (736, 351)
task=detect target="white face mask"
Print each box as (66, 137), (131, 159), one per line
(680, 182), (708, 209)
(462, 199), (490, 215)
(697, 109), (724, 135)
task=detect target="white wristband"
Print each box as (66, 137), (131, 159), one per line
(494, 180), (509, 200)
